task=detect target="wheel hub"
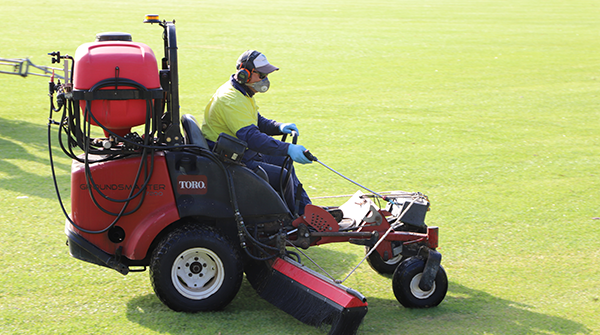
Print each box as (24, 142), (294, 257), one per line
(172, 247), (224, 300)
(190, 261), (205, 275)
(410, 273), (436, 299)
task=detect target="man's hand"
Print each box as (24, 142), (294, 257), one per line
(287, 144), (312, 164)
(279, 123), (299, 135)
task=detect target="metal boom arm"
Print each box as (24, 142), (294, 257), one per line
(0, 57), (64, 79)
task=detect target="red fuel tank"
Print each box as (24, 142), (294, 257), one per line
(73, 37), (160, 137)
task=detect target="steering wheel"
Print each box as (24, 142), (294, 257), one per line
(281, 130), (298, 145)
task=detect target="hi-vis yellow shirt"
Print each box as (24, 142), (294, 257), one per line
(202, 80), (259, 142)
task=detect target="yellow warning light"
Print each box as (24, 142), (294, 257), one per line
(144, 14), (161, 24)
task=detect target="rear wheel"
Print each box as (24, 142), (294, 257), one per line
(365, 246), (405, 275)
(392, 257), (447, 308)
(150, 224), (243, 312)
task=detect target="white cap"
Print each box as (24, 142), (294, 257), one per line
(238, 50), (279, 74)
(253, 53), (279, 74)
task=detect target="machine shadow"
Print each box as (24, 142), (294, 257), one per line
(0, 116), (71, 198)
(125, 247), (589, 335)
(126, 278), (321, 335)
(126, 281), (590, 335)
(367, 282), (590, 335)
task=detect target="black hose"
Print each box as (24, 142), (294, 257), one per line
(48, 82), (159, 232)
(216, 158), (282, 260)
(278, 133), (297, 215)
(286, 250), (301, 263)
(48, 98), (117, 234)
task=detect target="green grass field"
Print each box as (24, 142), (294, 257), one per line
(1, 0), (599, 334)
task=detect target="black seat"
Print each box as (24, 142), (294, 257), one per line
(181, 114), (269, 183)
(181, 114), (209, 149)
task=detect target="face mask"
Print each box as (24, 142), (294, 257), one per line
(249, 77), (270, 93)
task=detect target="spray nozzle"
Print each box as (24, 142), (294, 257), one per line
(48, 51), (61, 64)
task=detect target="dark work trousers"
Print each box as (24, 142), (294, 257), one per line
(243, 153), (311, 215)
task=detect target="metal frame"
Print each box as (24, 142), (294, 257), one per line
(0, 57), (64, 79)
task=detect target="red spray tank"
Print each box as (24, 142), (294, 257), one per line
(73, 33), (160, 137)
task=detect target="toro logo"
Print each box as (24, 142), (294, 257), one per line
(177, 175), (208, 195)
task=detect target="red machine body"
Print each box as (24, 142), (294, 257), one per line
(292, 204), (438, 251)
(73, 40), (160, 136)
(69, 152), (179, 260)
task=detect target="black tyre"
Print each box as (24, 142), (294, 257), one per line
(392, 257), (448, 308)
(149, 224), (243, 312)
(365, 246), (405, 275)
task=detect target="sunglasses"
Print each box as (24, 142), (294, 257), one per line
(257, 71), (268, 79)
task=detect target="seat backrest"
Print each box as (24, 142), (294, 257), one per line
(181, 114), (209, 149)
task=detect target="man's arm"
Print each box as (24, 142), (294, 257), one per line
(258, 113), (299, 136)
(257, 113), (282, 135)
(236, 125), (289, 156)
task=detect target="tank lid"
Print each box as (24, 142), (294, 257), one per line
(95, 32), (133, 42)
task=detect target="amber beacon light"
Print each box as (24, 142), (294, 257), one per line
(144, 14), (161, 24)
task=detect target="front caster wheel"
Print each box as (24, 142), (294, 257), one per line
(392, 257), (448, 308)
(150, 225), (243, 312)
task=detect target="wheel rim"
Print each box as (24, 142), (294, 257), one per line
(384, 254), (403, 265)
(171, 247), (225, 300)
(409, 273), (436, 299)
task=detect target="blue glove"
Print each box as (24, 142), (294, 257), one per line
(287, 144), (312, 164)
(279, 123), (299, 135)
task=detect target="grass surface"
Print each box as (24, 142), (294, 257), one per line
(1, 0), (599, 334)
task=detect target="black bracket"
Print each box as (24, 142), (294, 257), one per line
(418, 247), (442, 291)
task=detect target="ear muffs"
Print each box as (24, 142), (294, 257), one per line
(236, 50), (261, 84)
(236, 68), (252, 84)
